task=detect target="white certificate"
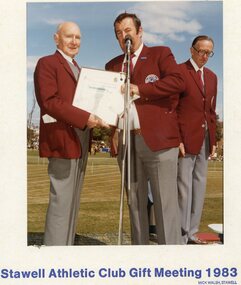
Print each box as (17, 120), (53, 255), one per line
(73, 67), (126, 126)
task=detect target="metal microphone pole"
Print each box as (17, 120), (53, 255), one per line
(118, 37), (132, 245)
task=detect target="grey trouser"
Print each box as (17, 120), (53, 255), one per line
(118, 132), (182, 245)
(178, 131), (210, 244)
(44, 128), (89, 245)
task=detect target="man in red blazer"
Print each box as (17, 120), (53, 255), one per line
(34, 22), (105, 245)
(177, 35), (217, 244)
(106, 13), (185, 244)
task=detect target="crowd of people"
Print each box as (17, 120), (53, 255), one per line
(34, 12), (218, 246)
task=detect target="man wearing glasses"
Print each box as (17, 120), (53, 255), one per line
(177, 35), (217, 244)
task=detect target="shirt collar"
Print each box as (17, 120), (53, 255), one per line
(133, 42), (144, 59)
(190, 58), (204, 73)
(123, 42), (144, 67)
(57, 49), (74, 64)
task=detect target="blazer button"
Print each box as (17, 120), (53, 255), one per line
(202, 124), (205, 128)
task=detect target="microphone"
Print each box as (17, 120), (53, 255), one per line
(125, 35), (132, 47)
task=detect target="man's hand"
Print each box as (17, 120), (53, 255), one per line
(210, 145), (216, 157)
(86, 114), (110, 129)
(111, 128), (119, 157)
(121, 83), (140, 97)
(179, 142), (185, 157)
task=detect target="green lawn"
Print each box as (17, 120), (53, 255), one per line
(27, 150), (223, 244)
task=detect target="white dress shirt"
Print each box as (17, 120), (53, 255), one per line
(190, 58), (207, 130)
(57, 49), (76, 66)
(190, 57), (204, 84)
(118, 43), (144, 130)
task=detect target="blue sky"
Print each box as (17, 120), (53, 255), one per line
(27, 1), (223, 125)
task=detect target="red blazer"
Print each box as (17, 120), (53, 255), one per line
(105, 45), (185, 151)
(34, 51), (90, 158)
(177, 60), (217, 155)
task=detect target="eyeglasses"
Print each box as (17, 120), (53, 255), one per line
(192, 46), (214, 58)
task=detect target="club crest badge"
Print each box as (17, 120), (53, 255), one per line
(145, 74), (159, 83)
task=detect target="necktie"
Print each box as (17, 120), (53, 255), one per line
(70, 59), (80, 80)
(124, 54), (135, 74)
(72, 59), (80, 71)
(197, 69), (204, 92)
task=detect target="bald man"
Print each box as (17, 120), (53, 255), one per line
(177, 35), (217, 244)
(34, 22), (105, 245)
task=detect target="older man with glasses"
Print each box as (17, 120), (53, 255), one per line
(177, 35), (218, 244)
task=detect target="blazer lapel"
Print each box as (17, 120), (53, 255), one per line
(186, 60), (204, 96)
(55, 51), (77, 82)
(203, 68), (211, 98)
(132, 45), (149, 77)
(111, 55), (125, 72)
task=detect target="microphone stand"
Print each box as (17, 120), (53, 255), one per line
(118, 39), (132, 245)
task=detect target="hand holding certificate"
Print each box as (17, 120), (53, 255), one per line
(72, 67), (126, 126)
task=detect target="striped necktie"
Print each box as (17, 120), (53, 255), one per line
(72, 59), (80, 71)
(124, 54), (135, 74)
(197, 69), (204, 92)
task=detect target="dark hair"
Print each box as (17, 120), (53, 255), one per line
(114, 12), (141, 37)
(192, 35), (214, 47)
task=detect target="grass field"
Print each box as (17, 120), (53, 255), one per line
(27, 150), (223, 245)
